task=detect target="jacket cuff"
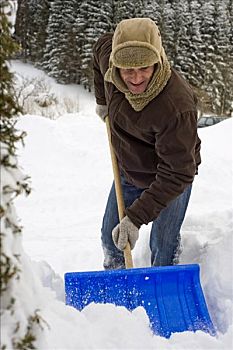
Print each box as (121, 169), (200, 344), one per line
(96, 104), (108, 121)
(125, 208), (143, 229)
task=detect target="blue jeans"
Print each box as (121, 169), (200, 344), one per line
(101, 176), (192, 269)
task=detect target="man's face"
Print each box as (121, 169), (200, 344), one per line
(119, 65), (155, 94)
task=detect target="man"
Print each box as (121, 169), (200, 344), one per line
(93, 18), (201, 269)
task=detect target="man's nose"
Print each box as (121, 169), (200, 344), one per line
(131, 71), (143, 84)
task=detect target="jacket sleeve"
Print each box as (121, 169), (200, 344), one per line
(93, 33), (113, 106)
(125, 111), (200, 228)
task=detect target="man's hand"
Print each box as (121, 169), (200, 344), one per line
(112, 216), (139, 251)
(96, 104), (108, 121)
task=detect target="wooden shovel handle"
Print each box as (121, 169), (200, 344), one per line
(105, 116), (133, 269)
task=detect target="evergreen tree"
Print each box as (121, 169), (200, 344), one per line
(225, 0), (233, 115)
(14, 0), (49, 63)
(199, 0), (216, 110)
(42, 0), (78, 83)
(14, 0), (30, 60)
(141, 0), (162, 24)
(186, 0), (205, 87)
(169, 0), (189, 68)
(68, 0), (83, 84)
(175, 0), (204, 90)
(134, 0), (145, 17)
(0, 1), (45, 348)
(211, 0), (233, 114)
(28, 0), (50, 64)
(56, 0), (81, 84)
(76, 0), (113, 90)
(159, 0), (175, 63)
(113, 0), (137, 24)
(42, 0), (62, 76)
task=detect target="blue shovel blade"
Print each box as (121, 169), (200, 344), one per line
(64, 264), (215, 338)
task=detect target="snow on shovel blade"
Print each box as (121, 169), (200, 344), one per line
(64, 264), (216, 338)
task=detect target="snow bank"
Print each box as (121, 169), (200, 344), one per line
(11, 57), (232, 350)
(14, 113), (233, 349)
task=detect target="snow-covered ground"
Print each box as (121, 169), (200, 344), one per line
(11, 61), (233, 349)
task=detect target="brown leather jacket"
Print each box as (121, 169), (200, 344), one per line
(93, 33), (201, 228)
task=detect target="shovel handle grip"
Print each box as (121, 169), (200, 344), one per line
(106, 116), (133, 269)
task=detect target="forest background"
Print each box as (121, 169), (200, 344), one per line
(14, 0), (233, 116)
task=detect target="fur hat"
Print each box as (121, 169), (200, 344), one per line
(113, 18), (161, 68)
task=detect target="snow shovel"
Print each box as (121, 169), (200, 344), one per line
(64, 116), (215, 338)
